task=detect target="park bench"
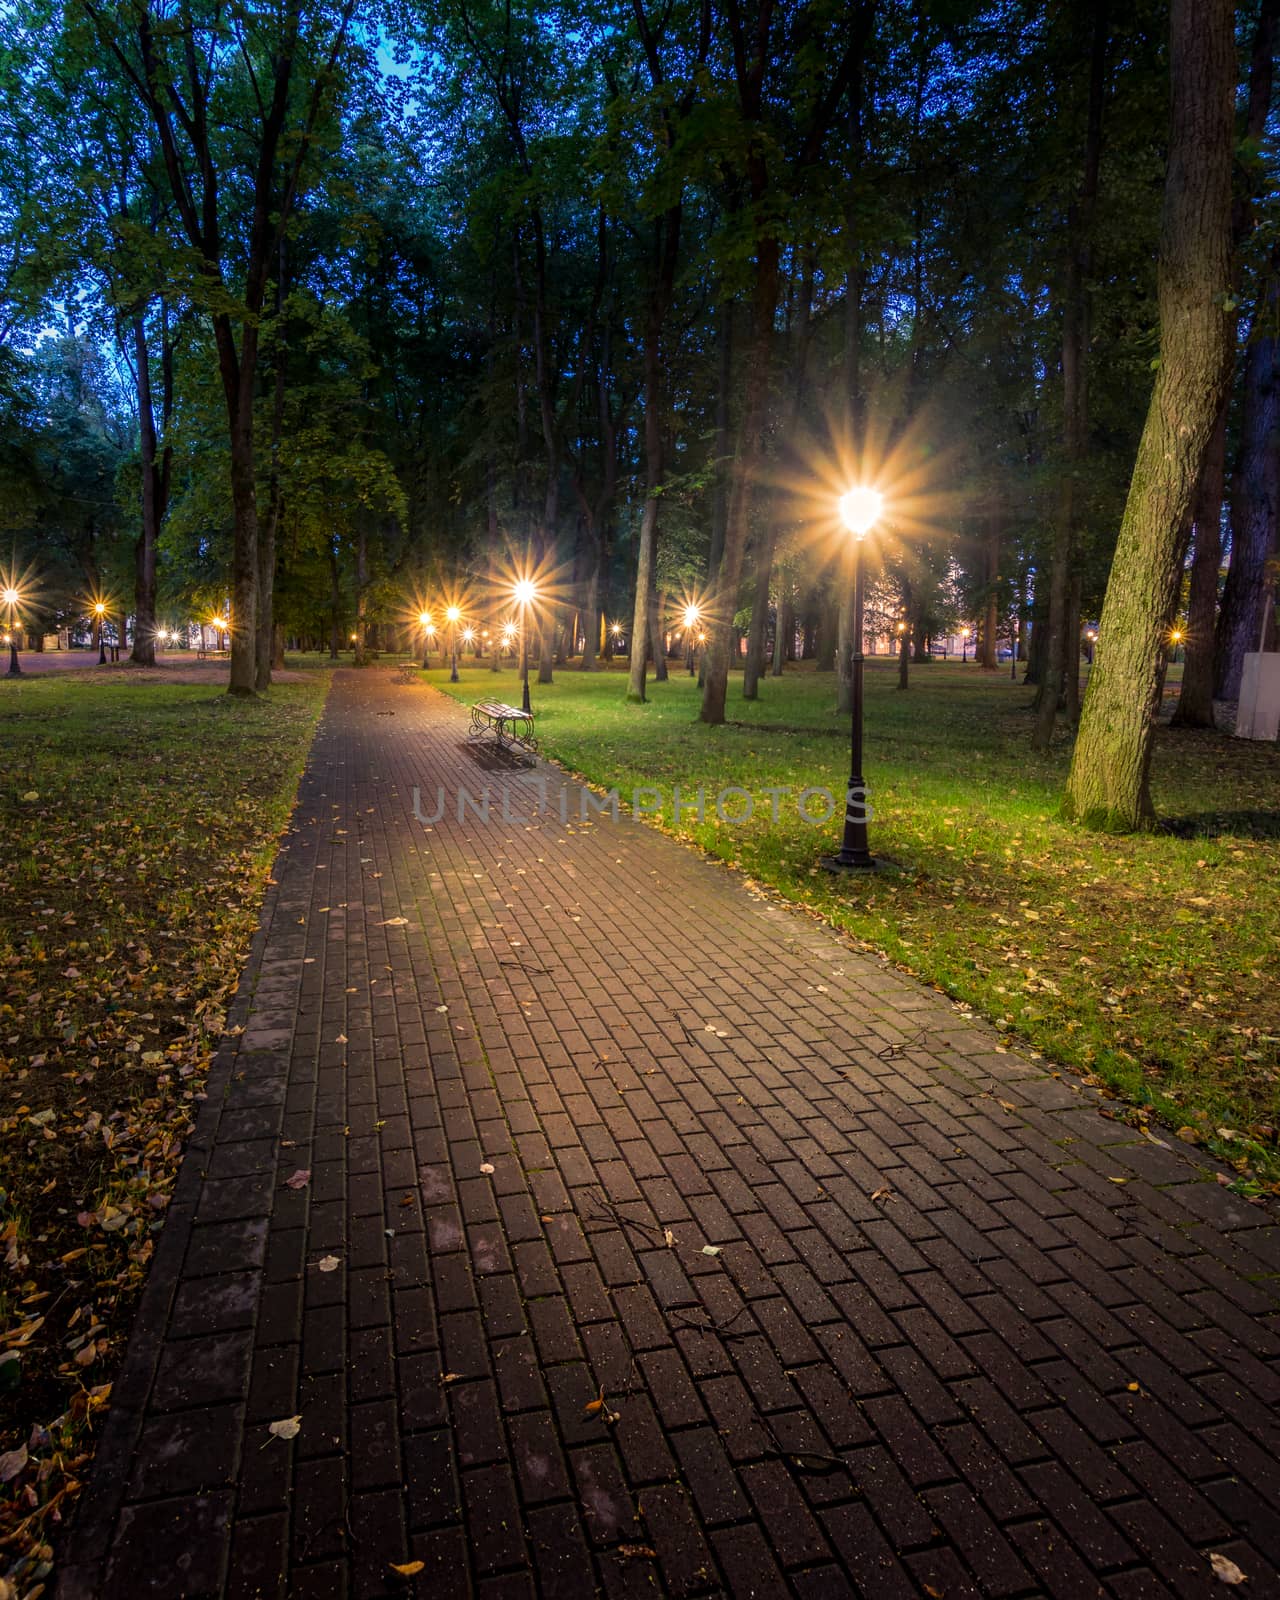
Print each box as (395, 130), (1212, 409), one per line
(467, 699), (538, 762)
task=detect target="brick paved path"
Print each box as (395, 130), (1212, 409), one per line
(60, 671), (1280, 1599)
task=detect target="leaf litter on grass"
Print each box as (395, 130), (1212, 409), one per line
(0, 674), (327, 1591)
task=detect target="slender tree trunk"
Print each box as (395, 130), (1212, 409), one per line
(130, 315), (159, 666)
(1064, 0), (1235, 829)
(743, 534), (776, 699)
(1171, 407), (1227, 725)
(709, 299), (733, 582)
(629, 496), (658, 702)
(771, 595), (789, 676)
(702, 235), (781, 724)
(1035, 2), (1108, 750)
(1214, 254), (1280, 702)
(652, 587), (669, 682)
(817, 593), (837, 670)
(979, 497), (1000, 669)
(628, 213), (680, 702)
(353, 522), (368, 665)
(1063, 573), (1083, 723)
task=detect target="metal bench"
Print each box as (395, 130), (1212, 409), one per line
(467, 699), (538, 761)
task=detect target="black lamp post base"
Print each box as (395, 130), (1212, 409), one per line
(6, 655), (21, 677)
(820, 850), (877, 873)
(521, 681), (532, 714)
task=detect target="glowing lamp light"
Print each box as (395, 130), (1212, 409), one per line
(463, 628), (475, 643)
(513, 579), (536, 607)
(419, 611), (432, 628)
(683, 604), (700, 630)
(3, 588), (20, 607)
(838, 486), (883, 539)
(446, 605), (461, 624)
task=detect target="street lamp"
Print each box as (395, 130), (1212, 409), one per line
(961, 626), (971, 664)
(513, 578), (536, 713)
(419, 611), (433, 668)
(3, 587), (21, 676)
(1169, 627), (1184, 664)
(94, 601), (109, 665)
(822, 486), (884, 873)
(446, 605), (461, 683)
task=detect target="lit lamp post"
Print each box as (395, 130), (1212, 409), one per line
(1086, 627), (1097, 666)
(419, 611), (433, 668)
(1169, 627), (1183, 665)
(3, 586), (21, 676)
(961, 626), (971, 664)
(446, 605), (461, 683)
(513, 579), (536, 713)
(463, 627), (475, 659)
(95, 601), (109, 664)
(822, 486), (884, 873)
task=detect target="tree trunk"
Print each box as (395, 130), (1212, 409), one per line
(1171, 406), (1227, 726)
(628, 494), (658, 702)
(817, 594), (837, 671)
(651, 588), (669, 682)
(628, 212), (680, 702)
(1063, 573), (1083, 724)
(1064, 0), (1235, 830)
(129, 315), (159, 667)
(578, 556), (600, 671)
(742, 535), (776, 699)
(256, 237), (288, 692)
(1035, 1), (1108, 751)
(979, 497), (1000, 670)
(1214, 253), (1279, 702)
(702, 234), (780, 724)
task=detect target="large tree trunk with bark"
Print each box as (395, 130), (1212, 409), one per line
(1063, 0), (1235, 830)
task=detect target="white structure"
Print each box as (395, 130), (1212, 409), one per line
(1236, 652), (1280, 741)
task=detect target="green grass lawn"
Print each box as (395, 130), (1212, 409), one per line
(432, 654), (1280, 1187)
(0, 668), (327, 1577)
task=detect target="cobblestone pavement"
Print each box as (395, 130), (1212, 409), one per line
(59, 670), (1280, 1599)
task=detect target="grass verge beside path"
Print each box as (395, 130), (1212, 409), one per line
(0, 669), (328, 1588)
(430, 657), (1280, 1190)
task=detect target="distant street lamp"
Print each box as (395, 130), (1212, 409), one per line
(95, 601), (109, 664)
(513, 578), (537, 713)
(445, 605), (461, 682)
(822, 487), (884, 873)
(1169, 627), (1184, 664)
(419, 611), (433, 667)
(961, 626), (971, 664)
(3, 586), (22, 676)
